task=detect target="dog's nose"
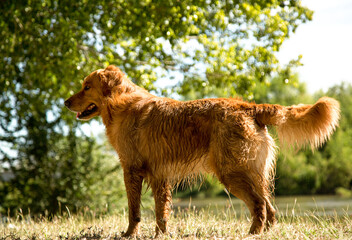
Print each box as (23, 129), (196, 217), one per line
(64, 99), (71, 108)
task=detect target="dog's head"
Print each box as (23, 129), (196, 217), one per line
(64, 65), (126, 120)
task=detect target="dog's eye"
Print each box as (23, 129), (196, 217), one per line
(84, 86), (91, 91)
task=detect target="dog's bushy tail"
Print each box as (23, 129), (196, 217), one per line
(255, 97), (340, 149)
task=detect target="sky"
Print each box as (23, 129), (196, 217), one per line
(276, 0), (352, 93)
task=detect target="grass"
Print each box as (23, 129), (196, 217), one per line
(1, 205), (352, 239)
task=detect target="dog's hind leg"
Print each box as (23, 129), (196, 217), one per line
(217, 171), (267, 234)
(265, 196), (276, 229)
(121, 169), (144, 237)
(151, 179), (172, 237)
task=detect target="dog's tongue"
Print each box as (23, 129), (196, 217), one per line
(76, 112), (80, 119)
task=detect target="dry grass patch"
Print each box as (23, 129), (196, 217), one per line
(1, 207), (352, 239)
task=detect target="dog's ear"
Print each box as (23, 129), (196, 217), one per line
(105, 65), (121, 72)
(98, 65), (125, 96)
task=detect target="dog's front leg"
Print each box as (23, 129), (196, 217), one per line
(151, 180), (172, 237)
(121, 169), (144, 237)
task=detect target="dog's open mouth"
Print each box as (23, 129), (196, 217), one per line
(77, 103), (98, 119)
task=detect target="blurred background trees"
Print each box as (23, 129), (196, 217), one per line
(0, 0), (350, 216)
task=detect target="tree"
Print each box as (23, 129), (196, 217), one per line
(0, 0), (312, 214)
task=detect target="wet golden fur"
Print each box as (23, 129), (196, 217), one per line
(65, 65), (340, 236)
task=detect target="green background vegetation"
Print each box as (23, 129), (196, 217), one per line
(1, 0), (351, 217)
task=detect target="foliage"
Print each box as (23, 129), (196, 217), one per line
(0, 0), (313, 95)
(252, 73), (312, 104)
(0, 0), (312, 214)
(0, 127), (126, 215)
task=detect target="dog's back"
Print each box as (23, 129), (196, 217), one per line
(105, 93), (339, 190)
(108, 97), (274, 182)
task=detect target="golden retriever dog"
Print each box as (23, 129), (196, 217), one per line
(65, 65), (340, 236)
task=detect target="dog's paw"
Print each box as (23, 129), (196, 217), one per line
(120, 231), (139, 239)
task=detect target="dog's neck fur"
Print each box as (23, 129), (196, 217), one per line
(100, 79), (154, 127)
